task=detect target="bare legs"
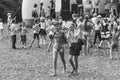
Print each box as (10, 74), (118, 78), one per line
(69, 55), (79, 74)
(52, 46), (66, 76)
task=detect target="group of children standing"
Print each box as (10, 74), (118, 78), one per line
(2, 12), (120, 76)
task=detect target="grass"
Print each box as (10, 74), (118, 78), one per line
(0, 24), (120, 80)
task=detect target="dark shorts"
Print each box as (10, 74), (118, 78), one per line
(33, 33), (39, 39)
(69, 43), (82, 56)
(69, 47), (81, 56)
(39, 29), (46, 36)
(49, 35), (54, 40)
(20, 35), (26, 43)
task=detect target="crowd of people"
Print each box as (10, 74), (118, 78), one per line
(0, 1), (120, 77)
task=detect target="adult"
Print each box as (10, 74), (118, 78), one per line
(76, 0), (83, 16)
(39, 3), (45, 17)
(32, 4), (38, 23)
(104, 0), (111, 17)
(111, 0), (119, 16)
(49, 0), (56, 19)
(92, 0), (100, 14)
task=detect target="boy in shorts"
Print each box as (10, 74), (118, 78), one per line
(19, 22), (27, 49)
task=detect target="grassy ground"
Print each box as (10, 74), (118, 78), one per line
(0, 24), (120, 80)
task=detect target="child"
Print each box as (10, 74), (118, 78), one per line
(98, 18), (111, 49)
(0, 19), (4, 39)
(69, 38), (84, 74)
(29, 20), (40, 48)
(19, 22), (27, 48)
(10, 20), (17, 49)
(51, 22), (67, 76)
(7, 13), (12, 30)
(110, 28), (120, 59)
(39, 17), (47, 44)
(47, 22), (55, 51)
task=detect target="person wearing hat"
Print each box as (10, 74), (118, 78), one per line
(51, 20), (67, 76)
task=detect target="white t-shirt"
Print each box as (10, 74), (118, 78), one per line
(41, 22), (46, 29)
(10, 24), (17, 35)
(0, 22), (3, 29)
